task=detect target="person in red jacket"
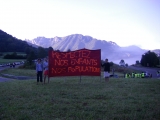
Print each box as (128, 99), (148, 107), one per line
(43, 57), (50, 84)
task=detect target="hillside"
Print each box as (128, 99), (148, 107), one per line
(0, 29), (36, 53)
(26, 34), (148, 65)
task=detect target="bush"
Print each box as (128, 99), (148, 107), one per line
(156, 65), (160, 68)
(21, 61), (36, 69)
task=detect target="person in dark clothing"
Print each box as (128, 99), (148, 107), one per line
(101, 58), (111, 82)
(36, 58), (43, 84)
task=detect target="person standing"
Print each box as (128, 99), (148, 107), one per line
(157, 70), (160, 77)
(101, 58), (111, 82)
(43, 57), (50, 84)
(36, 58), (43, 84)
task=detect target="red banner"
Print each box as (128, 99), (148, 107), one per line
(48, 49), (101, 77)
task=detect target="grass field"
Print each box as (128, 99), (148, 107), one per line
(0, 75), (160, 119)
(0, 68), (36, 77)
(0, 58), (25, 64)
(0, 52), (26, 64)
(0, 68), (123, 78)
(0, 52), (26, 56)
(0, 64), (141, 78)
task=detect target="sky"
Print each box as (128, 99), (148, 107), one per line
(0, 0), (160, 50)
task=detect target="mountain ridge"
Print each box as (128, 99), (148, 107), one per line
(25, 34), (148, 65)
(1, 29), (159, 65)
(25, 34), (119, 50)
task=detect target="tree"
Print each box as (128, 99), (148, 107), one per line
(0, 43), (6, 52)
(125, 63), (128, 67)
(119, 59), (125, 66)
(48, 47), (53, 51)
(12, 52), (17, 57)
(110, 62), (114, 66)
(46, 47), (54, 55)
(37, 47), (47, 58)
(67, 49), (71, 52)
(0, 29), (35, 53)
(0, 53), (3, 56)
(55, 49), (61, 52)
(27, 51), (36, 65)
(136, 60), (140, 65)
(140, 51), (159, 67)
(25, 47), (31, 55)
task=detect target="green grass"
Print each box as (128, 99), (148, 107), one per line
(0, 67), (124, 78)
(0, 68), (36, 77)
(113, 64), (143, 73)
(0, 76), (160, 120)
(0, 52), (26, 63)
(0, 52), (26, 56)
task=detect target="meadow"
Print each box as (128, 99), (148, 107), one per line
(0, 52), (26, 64)
(1, 68), (36, 77)
(0, 68), (160, 120)
(0, 59), (24, 64)
(0, 52), (26, 56)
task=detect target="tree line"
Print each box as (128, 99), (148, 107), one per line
(0, 30), (32, 52)
(120, 51), (159, 67)
(3, 52), (26, 59)
(140, 51), (160, 67)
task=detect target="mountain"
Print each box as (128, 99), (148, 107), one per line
(0, 29), (36, 53)
(26, 34), (147, 65)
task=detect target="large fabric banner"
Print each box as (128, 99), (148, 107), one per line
(48, 49), (101, 77)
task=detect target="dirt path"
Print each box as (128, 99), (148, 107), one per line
(0, 76), (13, 82)
(0, 66), (12, 82)
(0, 65), (24, 82)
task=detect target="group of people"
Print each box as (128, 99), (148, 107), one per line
(36, 57), (49, 84)
(35, 57), (158, 84)
(101, 58), (160, 81)
(157, 70), (160, 77)
(124, 72), (152, 78)
(36, 57), (111, 84)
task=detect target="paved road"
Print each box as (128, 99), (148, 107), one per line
(0, 65), (22, 82)
(0, 76), (13, 82)
(0, 65), (160, 82)
(129, 66), (160, 78)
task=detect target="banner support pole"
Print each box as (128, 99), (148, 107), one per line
(79, 75), (81, 83)
(64, 77), (66, 83)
